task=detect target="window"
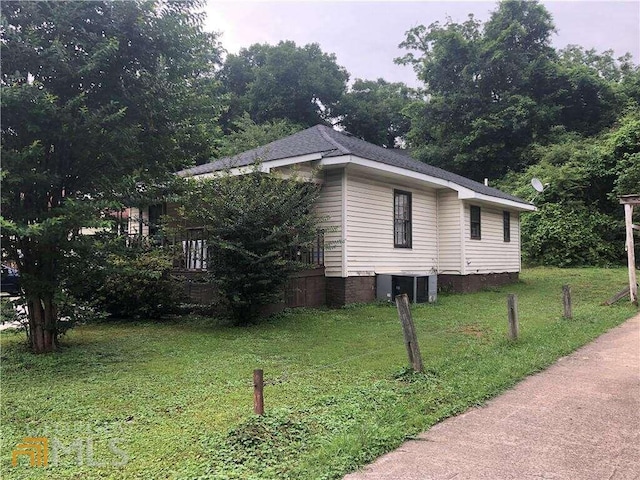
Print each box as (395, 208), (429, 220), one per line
(148, 203), (165, 238)
(470, 205), (481, 240)
(503, 211), (511, 242)
(394, 190), (412, 248)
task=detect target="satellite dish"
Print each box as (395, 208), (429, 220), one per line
(531, 178), (545, 193)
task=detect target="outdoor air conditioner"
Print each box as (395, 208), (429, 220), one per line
(376, 273), (437, 304)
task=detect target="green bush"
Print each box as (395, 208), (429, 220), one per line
(64, 238), (185, 320)
(170, 169), (323, 324)
(521, 203), (622, 267)
(95, 248), (184, 319)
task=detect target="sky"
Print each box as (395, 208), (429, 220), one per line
(203, 1), (640, 88)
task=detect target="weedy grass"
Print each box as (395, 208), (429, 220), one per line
(1, 268), (636, 479)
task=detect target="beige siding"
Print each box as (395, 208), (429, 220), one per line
(437, 190), (463, 274)
(316, 169), (343, 276)
(345, 171), (438, 275)
(462, 203), (521, 274)
(271, 162), (317, 181)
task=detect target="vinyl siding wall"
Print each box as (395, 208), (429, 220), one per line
(436, 190), (463, 274)
(271, 162), (317, 180)
(462, 203), (521, 274)
(344, 171), (438, 276)
(316, 168), (344, 276)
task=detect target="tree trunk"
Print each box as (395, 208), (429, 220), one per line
(27, 296), (58, 353)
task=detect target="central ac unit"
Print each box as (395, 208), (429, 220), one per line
(376, 273), (437, 304)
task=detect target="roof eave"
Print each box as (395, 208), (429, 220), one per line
(457, 189), (536, 211)
(184, 152), (325, 180)
(320, 155), (535, 211)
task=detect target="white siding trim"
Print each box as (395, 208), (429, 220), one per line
(517, 212), (522, 271)
(189, 153), (324, 180)
(316, 169), (343, 277)
(261, 153), (324, 171)
(459, 201), (467, 275)
(190, 164), (270, 179)
(341, 168), (348, 277)
(435, 190), (440, 272)
(457, 188), (536, 211)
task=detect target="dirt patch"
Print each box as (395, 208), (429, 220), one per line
(456, 324), (486, 338)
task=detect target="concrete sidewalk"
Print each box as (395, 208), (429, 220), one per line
(345, 314), (640, 480)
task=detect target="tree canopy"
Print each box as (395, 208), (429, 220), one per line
(0, 0), (222, 352)
(395, 0), (635, 181)
(394, 0), (638, 267)
(334, 78), (417, 148)
(217, 41), (349, 130)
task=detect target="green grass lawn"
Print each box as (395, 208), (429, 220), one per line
(1, 268), (637, 479)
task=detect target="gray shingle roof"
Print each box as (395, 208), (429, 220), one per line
(177, 125), (530, 205)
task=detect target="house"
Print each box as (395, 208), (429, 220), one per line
(130, 125), (535, 306)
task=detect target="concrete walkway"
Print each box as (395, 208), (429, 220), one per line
(345, 314), (640, 480)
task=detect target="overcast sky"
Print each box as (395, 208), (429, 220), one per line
(203, 1), (640, 88)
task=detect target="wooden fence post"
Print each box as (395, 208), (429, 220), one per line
(253, 369), (264, 415)
(395, 293), (424, 372)
(507, 294), (519, 340)
(622, 202), (638, 305)
(562, 285), (573, 319)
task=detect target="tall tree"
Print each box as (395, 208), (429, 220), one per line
(335, 78), (417, 148)
(218, 41), (349, 129)
(556, 46), (624, 135)
(1, 0), (222, 352)
(397, 0), (565, 180)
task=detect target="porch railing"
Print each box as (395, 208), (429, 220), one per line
(179, 228), (325, 271)
(181, 228), (208, 271)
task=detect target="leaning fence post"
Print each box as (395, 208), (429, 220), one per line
(253, 369), (264, 415)
(395, 293), (424, 372)
(507, 294), (519, 340)
(562, 285), (573, 319)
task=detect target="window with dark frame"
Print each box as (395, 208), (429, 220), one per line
(148, 203), (166, 238)
(470, 205), (481, 240)
(394, 190), (412, 248)
(503, 211), (511, 242)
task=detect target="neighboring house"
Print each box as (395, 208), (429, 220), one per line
(130, 125), (535, 306)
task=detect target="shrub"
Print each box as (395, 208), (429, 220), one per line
(64, 237), (185, 320)
(169, 169), (323, 324)
(95, 248), (184, 319)
(521, 203), (622, 267)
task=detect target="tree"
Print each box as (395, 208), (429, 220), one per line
(556, 46), (623, 135)
(169, 170), (322, 323)
(218, 41), (349, 129)
(334, 78), (417, 148)
(521, 204), (620, 267)
(607, 111), (640, 197)
(218, 114), (303, 157)
(398, 0), (613, 180)
(1, 0), (222, 352)
(495, 114), (639, 266)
